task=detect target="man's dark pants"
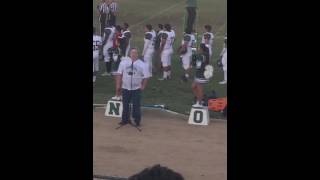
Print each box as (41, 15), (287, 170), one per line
(121, 89), (141, 124)
(186, 7), (196, 33)
(100, 13), (107, 36)
(109, 13), (116, 27)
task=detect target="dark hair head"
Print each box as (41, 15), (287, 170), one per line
(158, 24), (163, 29)
(164, 24), (171, 31)
(146, 24), (153, 31)
(128, 164), (184, 180)
(115, 25), (122, 32)
(204, 25), (212, 32)
(124, 22), (129, 29)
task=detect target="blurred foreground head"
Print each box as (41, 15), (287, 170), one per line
(128, 164), (184, 180)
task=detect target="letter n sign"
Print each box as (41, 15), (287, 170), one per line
(105, 100), (123, 118)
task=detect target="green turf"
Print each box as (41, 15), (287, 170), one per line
(93, 0), (227, 118)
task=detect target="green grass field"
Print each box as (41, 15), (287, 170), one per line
(93, 0), (227, 117)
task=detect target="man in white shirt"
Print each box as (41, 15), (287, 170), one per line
(142, 24), (156, 76)
(117, 48), (151, 127)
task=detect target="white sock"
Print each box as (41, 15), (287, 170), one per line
(163, 71), (168, 78)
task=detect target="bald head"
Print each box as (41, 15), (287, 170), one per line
(130, 48), (139, 60)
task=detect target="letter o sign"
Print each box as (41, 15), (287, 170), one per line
(193, 110), (203, 123)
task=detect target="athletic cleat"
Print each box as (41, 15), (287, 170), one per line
(219, 80), (227, 84)
(158, 77), (167, 81)
(101, 72), (111, 76)
(111, 96), (121, 101)
(181, 75), (188, 83)
(192, 102), (203, 108)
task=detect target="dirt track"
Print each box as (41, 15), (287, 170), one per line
(93, 108), (227, 180)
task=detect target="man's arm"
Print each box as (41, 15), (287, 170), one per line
(140, 78), (148, 91)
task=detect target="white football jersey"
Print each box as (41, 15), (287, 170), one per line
(158, 30), (165, 36)
(93, 35), (102, 56)
(144, 30), (156, 50)
(103, 27), (115, 46)
(121, 30), (132, 45)
(181, 34), (196, 52)
(162, 31), (175, 50)
(201, 32), (214, 46)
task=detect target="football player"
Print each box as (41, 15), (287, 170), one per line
(201, 25), (214, 59)
(101, 24), (115, 76)
(142, 24), (156, 76)
(93, 27), (102, 83)
(219, 35), (227, 84)
(119, 23), (132, 57)
(191, 43), (211, 107)
(159, 24), (174, 80)
(179, 28), (196, 82)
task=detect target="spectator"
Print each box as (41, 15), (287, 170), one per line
(97, 0), (108, 36)
(185, 0), (197, 33)
(107, 0), (118, 26)
(128, 164), (184, 180)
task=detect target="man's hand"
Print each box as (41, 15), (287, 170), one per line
(141, 79), (148, 91)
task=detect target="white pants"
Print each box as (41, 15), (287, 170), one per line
(161, 48), (173, 67)
(144, 49), (154, 75)
(205, 44), (212, 59)
(181, 51), (192, 70)
(125, 44), (130, 57)
(103, 43), (113, 62)
(209, 46), (212, 59)
(222, 54), (227, 71)
(222, 55), (227, 81)
(93, 54), (99, 72)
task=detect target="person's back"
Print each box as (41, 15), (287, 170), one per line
(128, 164), (184, 180)
(103, 26), (115, 47)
